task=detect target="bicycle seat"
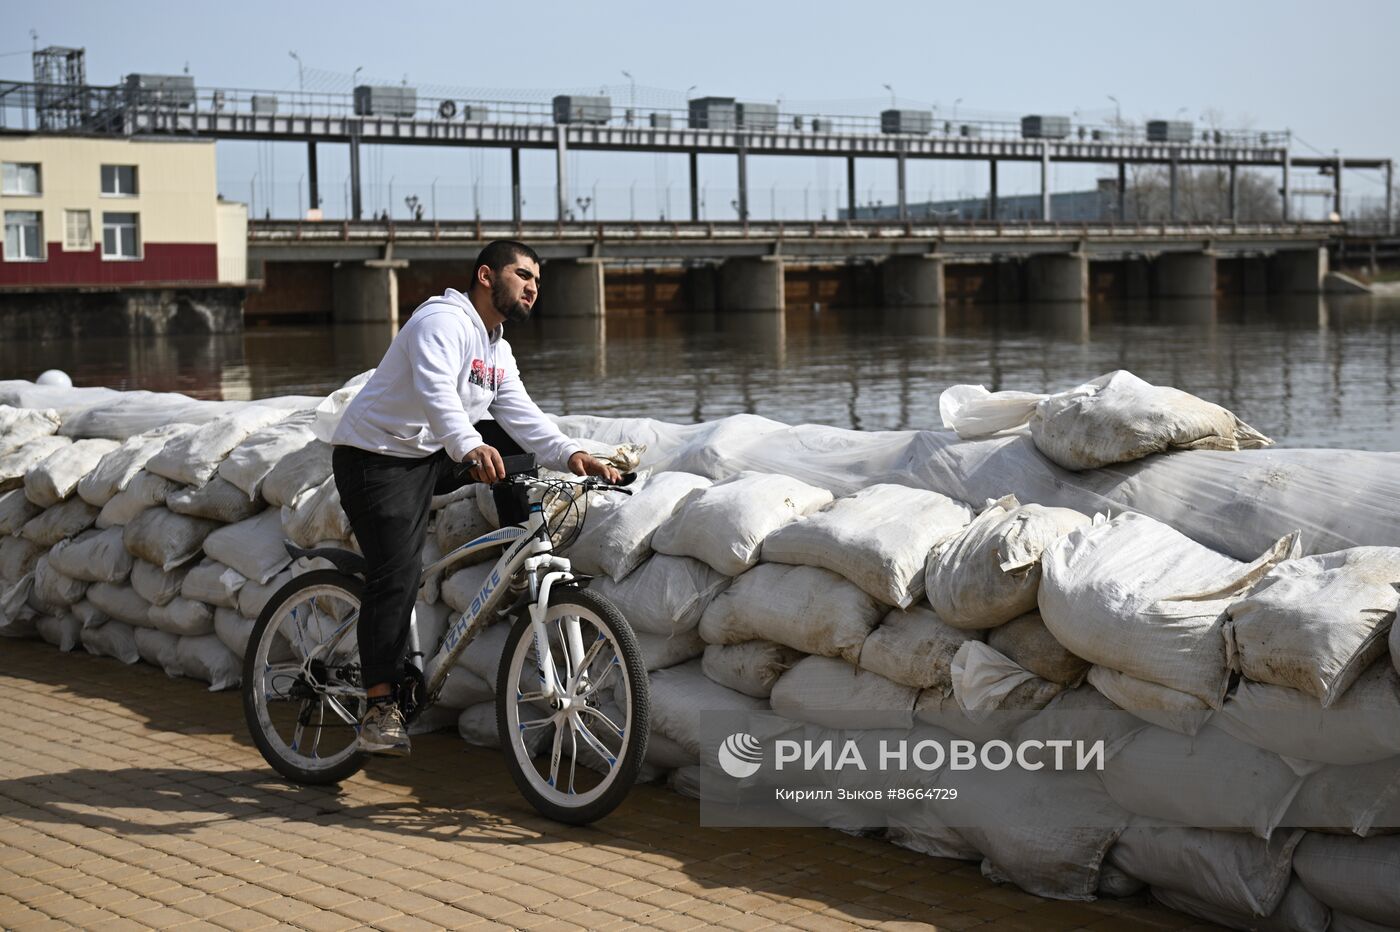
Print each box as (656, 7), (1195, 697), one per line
(283, 541), (366, 577)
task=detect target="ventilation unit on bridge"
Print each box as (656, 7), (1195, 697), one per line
(736, 102), (779, 130)
(689, 97), (737, 130)
(1021, 114), (1071, 139)
(354, 85), (417, 118)
(251, 95), (277, 115)
(552, 95), (612, 124)
(1147, 120), (1194, 143)
(881, 109), (932, 135)
(124, 74), (196, 109)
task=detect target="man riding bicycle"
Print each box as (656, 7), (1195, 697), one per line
(331, 240), (621, 756)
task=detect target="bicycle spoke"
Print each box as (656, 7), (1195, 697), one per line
(568, 634), (608, 694)
(312, 702), (324, 758)
(323, 694), (360, 727)
(577, 703), (624, 739)
(568, 727), (578, 795)
(576, 657), (619, 700)
(291, 701), (309, 752)
(548, 717), (565, 787)
(572, 715), (617, 767)
(518, 715), (556, 731)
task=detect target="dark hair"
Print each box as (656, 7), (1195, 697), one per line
(473, 240), (539, 282)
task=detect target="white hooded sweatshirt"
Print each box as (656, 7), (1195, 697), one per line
(331, 288), (582, 470)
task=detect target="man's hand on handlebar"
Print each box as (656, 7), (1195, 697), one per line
(568, 451), (622, 484)
(462, 444), (506, 484)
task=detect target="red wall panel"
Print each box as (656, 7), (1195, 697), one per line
(0, 242), (218, 287)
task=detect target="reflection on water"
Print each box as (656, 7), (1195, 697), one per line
(2, 296), (1398, 451)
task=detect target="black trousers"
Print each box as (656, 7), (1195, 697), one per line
(332, 421), (524, 689)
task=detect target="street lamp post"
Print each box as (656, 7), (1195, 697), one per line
(882, 83), (895, 110)
(289, 51), (303, 93)
(621, 70), (635, 125)
(430, 177), (438, 220)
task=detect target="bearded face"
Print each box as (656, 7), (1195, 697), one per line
(492, 267), (534, 323)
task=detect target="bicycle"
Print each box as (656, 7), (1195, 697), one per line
(240, 456), (649, 825)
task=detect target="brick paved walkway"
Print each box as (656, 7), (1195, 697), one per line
(0, 639), (1219, 931)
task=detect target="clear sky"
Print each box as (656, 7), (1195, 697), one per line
(7, 0), (1398, 221)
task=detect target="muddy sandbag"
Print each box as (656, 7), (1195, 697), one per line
(213, 607), (254, 660)
(24, 439), (120, 507)
(859, 605), (982, 691)
(698, 563), (883, 664)
(951, 640), (1064, 727)
(651, 471), (833, 576)
(122, 507), (219, 571)
(260, 439), (333, 508)
(176, 634), (241, 691)
(1226, 547), (1400, 707)
(986, 612), (1090, 688)
(47, 527), (133, 584)
(86, 583), (155, 629)
(218, 411), (319, 501)
(1150, 880), (1330, 932)
(0, 488), (43, 535)
(1283, 757), (1400, 837)
(19, 497), (98, 547)
(1086, 665), (1213, 735)
(1039, 512), (1298, 709)
(455, 619), (509, 684)
(237, 568), (293, 621)
(165, 477), (265, 524)
(129, 559), (189, 607)
(71, 599), (108, 629)
(97, 470), (178, 529)
(925, 495), (1090, 629)
(80, 618), (139, 664)
(145, 406), (292, 487)
(647, 660), (768, 759)
(0, 535), (41, 583)
(148, 597), (215, 637)
(770, 655), (918, 730)
(701, 641), (803, 699)
(281, 475), (351, 549)
(30, 556), (88, 612)
(0, 435), (70, 492)
(134, 626), (181, 675)
(181, 559), (247, 610)
(0, 405), (62, 454)
(36, 614), (83, 652)
(635, 629), (706, 672)
(940, 370), (1272, 470)
(1293, 834), (1400, 927)
(589, 554), (728, 637)
(569, 471), (711, 581)
(434, 495), (494, 554)
(76, 423), (194, 507)
(202, 510), (291, 585)
(761, 483), (972, 608)
(441, 563), (494, 617)
(1108, 823), (1305, 918)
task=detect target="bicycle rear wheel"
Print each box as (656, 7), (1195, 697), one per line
(242, 570), (367, 785)
(496, 587), (649, 825)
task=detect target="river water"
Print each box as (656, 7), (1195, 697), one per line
(3, 295), (1399, 451)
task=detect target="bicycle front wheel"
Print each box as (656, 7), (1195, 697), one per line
(242, 569), (367, 785)
(496, 587), (649, 825)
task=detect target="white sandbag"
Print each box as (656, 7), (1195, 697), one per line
(122, 507), (219, 571)
(202, 510), (291, 585)
(474, 481), (500, 528)
(456, 619), (510, 684)
(181, 559), (247, 609)
(0, 535), (42, 584)
(281, 475), (351, 549)
(636, 629), (705, 671)
(259, 439), (333, 508)
(134, 626), (181, 675)
(24, 439), (120, 507)
(176, 634), (241, 690)
(148, 597), (215, 637)
(1151, 881), (1331, 932)
(46, 527), (133, 584)
(128, 559), (189, 607)
(407, 704), (461, 736)
(414, 599), (450, 658)
(145, 406), (291, 487)
(218, 411), (318, 500)
(456, 701), (550, 755)
(770, 655), (918, 730)
(651, 471), (833, 576)
(1218, 662), (1400, 767)
(1086, 665), (1213, 735)
(71, 599), (108, 629)
(0, 405), (61, 453)
(309, 369), (373, 443)
(940, 370), (1272, 470)
(30, 556), (88, 611)
(985, 612), (1090, 687)
(0, 435), (71, 492)
(437, 667), (494, 709)
(1108, 824), (1305, 918)
(86, 583), (155, 628)
(1283, 758), (1400, 837)
(859, 605), (982, 691)
(36, 614), (82, 652)
(1226, 547), (1400, 707)
(1010, 683), (1149, 760)
(886, 809), (980, 862)
(1293, 834), (1400, 927)
(97, 470), (177, 528)
(762, 483), (973, 608)
(951, 640), (1063, 720)
(19, 497), (98, 546)
(214, 607), (254, 659)
(647, 660), (768, 758)
(76, 423), (193, 507)
(1039, 512), (1298, 708)
(589, 554), (728, 637)
(644, 730), (699, 770)
(1329, 914), (1398, 932)
(434, 495), (494, 554)
(165, 477), (265, 524)
(237, 568), (293, 621)
(1097, 864), (1147, 899)
(925, 495), (1090, 629)
(0, 488), (43, 535)
(701, 641), (804, 699)
(441, 563), (495, 617)
(80, 619), (139, 664)
(569, 472), (710, 581)
(1394, 622), (1400, 678)
(913, 688), (1010, 743)
(1101, 725), (1305, 839)
(698, 563), (883, 664)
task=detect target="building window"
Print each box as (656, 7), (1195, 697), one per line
(4, 211), (44, 260)
(64, 209), (93, 251)
(101, 165), (138, 197)
(102, 212), (140, 259)
(2, 162), (42, 196)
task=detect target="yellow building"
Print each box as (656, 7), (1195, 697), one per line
(0, 135), (245, 287)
